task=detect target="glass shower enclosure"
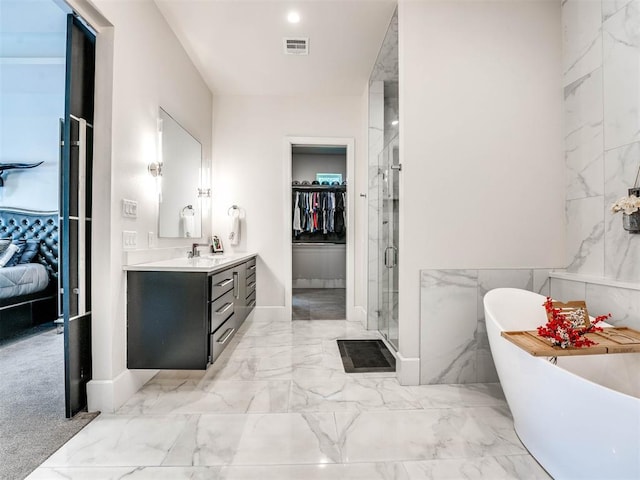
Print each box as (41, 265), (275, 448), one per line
(368, 9), (399, 349)
(376, 136), (399, 348)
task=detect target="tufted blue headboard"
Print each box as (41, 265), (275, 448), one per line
(0, 208), (59, 279)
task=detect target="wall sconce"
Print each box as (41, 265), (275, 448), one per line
(148, 162), (163, 177)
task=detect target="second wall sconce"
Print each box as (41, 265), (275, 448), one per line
(148, 161), (163, 177)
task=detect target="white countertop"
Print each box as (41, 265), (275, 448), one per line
(123, 252), (257, 273)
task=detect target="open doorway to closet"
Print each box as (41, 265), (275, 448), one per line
(291, 145), (347, 320)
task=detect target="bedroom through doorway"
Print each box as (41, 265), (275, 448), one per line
(0, 1), (96, 477)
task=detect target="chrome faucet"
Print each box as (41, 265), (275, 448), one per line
(188, 243), (209, 258)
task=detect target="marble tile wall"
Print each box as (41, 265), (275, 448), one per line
(367, 82), (383, 331)
(563, 0), (640, 283)
(550, 277), (640, 331)
(419, 269), (551, 385)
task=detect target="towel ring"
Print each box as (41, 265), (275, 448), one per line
(228, 205), (240, 216)
(181, 204), (194, 216)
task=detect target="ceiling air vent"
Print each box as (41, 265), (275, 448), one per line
(284, 37), (309, 55)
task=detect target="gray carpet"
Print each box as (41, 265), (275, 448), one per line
(292, 288), (346, 320)
(0, 326), (97, 480)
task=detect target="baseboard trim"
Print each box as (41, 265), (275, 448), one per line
(396, 352), (420, 386)
(87, 368), (157, 413)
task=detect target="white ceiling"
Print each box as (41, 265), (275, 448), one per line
(154, 0), (397, 96)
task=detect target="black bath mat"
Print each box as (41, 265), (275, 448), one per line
(337, 339), (396, 373)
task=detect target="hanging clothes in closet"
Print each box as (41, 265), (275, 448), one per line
(292, 188), (346, 243)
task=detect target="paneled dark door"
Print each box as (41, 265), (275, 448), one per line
(61, 14), (95, 418)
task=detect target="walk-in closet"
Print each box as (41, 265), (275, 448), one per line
(291, 145), (346, 320)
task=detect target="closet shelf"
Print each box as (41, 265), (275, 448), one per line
(292, 242), (346, 246)
(292, 185), (346, 192)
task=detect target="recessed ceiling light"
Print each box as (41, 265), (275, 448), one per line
(287, 11), (300, 24)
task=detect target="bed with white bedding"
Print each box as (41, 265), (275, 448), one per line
(0, 263), (49, 299)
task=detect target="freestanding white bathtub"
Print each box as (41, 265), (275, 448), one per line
(484, 288), (640, 480)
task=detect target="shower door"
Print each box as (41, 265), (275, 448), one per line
(377, 135), (399, 349)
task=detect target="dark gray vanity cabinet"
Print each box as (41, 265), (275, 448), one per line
(127, 255), (257, 370)
(246, 256), (257, 310)
(233, 262), (247, 325)
(209, 267), (236, 364)
(127, 271), (210, 369)
(231, 256), (257, 327)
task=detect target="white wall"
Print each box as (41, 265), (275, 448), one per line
(74, 0), (213, 412)
(211, 95), (364, 311)
(398, 0), (564, 382)
(292, 153), (346, 183)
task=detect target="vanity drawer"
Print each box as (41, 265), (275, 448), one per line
(211, 289), (234, 332)
(246, 279), (256, 297)
(246, 258), (257, 274)
(246, 290), (256, 308)
(211, 268), (234, 301)
(246, 270), (256, 285)
(210, 316), (235, 364)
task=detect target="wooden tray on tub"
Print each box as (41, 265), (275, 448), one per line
(501, 327), (640, 357)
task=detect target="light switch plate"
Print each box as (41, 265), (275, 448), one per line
(123, 230), (137, 249)
(122, 199), (138, 218)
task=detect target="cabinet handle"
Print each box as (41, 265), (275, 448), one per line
(216, 278), (233, 288)
(233, 271), (239, 298)
(216, 302), (233, 315)
(248, 265), (256, 271)
(216, 327), (235, 345)
(247, 281), (256, 289)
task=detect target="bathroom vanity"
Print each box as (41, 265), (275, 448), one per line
(125, 253), (257, 369)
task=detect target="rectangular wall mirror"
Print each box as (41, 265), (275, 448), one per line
(158, 107), (203, 238)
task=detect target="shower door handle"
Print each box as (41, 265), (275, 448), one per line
(384, 246), (394, 268)
(390, 246), (398, 267)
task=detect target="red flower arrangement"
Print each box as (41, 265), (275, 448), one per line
(537, 297), (611, 349)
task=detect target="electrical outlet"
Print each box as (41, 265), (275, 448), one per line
(148, 231), (155, 247)
(122, 199), (138, 218)
(122, 231), (137, 249)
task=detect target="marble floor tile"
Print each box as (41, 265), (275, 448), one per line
(117, 379), (202, 415)
(28, 320), (545, 479)
(289, 376), (423, 412)
(335, 407), (526, 463)
(42, 415), (192, 467)
(402, 455), (551, 479)
(171, 380), (291, 414)
(162, 414), (247, 466)
(218, 462), (409, 479)
(404, 383), (507, 410)
(26, 466), (224, 480)
(240, 320), (294, 337)
(232, 413), (341, 466)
